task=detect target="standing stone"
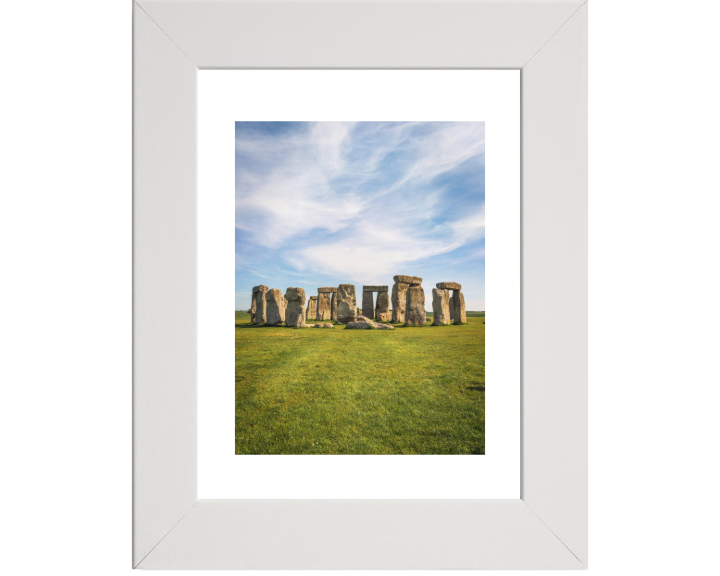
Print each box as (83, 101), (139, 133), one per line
(253, 285), (269, 323)
(391, 282), (409, 323)
(306, 296), (318, 320)
(265, 288), (286, 325)
(431, 288), (451, 325)
(330, 292), (337, 322)
(316, 288), (336, 321)
(336, 284), (357, 324)
(405, 285), (426, 326)
(250, 288), (258, 322)
(375, 291), (389, 320)
(362, 290), (375, 319)
(453, 290), (467, 324)
(284, 287), (306, 327)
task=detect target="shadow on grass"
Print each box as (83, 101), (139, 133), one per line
(466, 384), (485, 392)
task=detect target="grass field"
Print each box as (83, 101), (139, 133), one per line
(235, 311), (485, 455)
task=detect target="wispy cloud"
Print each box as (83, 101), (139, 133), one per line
(236, 121), (485, 306)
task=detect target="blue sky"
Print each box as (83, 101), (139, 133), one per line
(235, 121), (485, 311)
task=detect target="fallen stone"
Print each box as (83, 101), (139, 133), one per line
(431, 288), (451, 325)
(391, 282), (408, 323)
(284, 287), (306, 327)
(453, 290), (467, 324)
(363, 285), (389, 292)
(361, 290), (375, 318)
(436, 281), (462, 291)
(312, 323), (334, 328)
(356, 315), (374, 323)
(265, 288), (286, 325)
(336, 284), (357, 324)
(405, 285), (426, 326)
(375, 322), (395, 330)
(345, 321), (375, 330)
(393, 275), (422, 285)
(376, 312), (392, 322)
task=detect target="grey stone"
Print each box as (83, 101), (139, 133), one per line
(253, 285), (269, 323)
(356, 315), (374, 323)
(391, 282), (409, 323)
(330, 292), (337, 322)
(375, 322), (395, 330)
(431, 288), (451, 325)
(375, 291), (389, 318)
(404, 285), (426, 326)
(265, 288), (286, 325)
(336, 284), (357, 324)
(317, 287), (337, 293)
(313, 323), (334, 328)
(393, 275), (422, 285)
(452, 290), (467, 324)
(363, 285), (389, 293)
(436, 281), (462, 291)
(345, 321), (375, 330)
(362, 290), (375, 318)
(317, 291), (333, 320)
(376, 312), (392, 322)
(284, 287), (306, 327)
(306, 296), (318, 320)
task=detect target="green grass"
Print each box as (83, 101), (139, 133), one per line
(235, 311), (485, 455)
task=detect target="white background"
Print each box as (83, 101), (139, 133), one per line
(198, 70), (520, 499)
(2, 0), (719, 574)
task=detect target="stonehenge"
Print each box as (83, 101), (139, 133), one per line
(316, 287), (337, 321)
(336, 284), (357, 324)
(306, 296), (318, 320)
(284, 287), (306, 327)
(437, 282), (467, 324)
(265, 288), (286, 325)
(362, 285), (388, 320)
(431, 288), (451, 325)
(252, 285), (269, 324)
(247, 277), (471, 329)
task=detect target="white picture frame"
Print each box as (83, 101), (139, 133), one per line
(133, 0), (587, 569)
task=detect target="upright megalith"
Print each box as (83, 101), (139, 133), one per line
(330, 292), (337, 322)
(431, 288), (451, 325)
(316, 287), (337, 321)
(284, 287), (306, 327)
(452, 290), (467, 324)
(405, 284), (426, 326)
(265, 288), (286, 325)
(250, 289), (258, 322)
(375, 291), (390, 321)
(362, 285), (388, 320)
(362, 290), (375, 319)
(437, 282), (466, 324)
(252, 285), (269, 323)
(391, 282), (409, 323)
(336, 284), (357, 324)
(306, 296), (318, 320)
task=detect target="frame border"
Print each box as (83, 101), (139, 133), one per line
(133, 0), (587, 569)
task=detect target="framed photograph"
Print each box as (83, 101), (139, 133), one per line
(134, 0), (587, 569)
